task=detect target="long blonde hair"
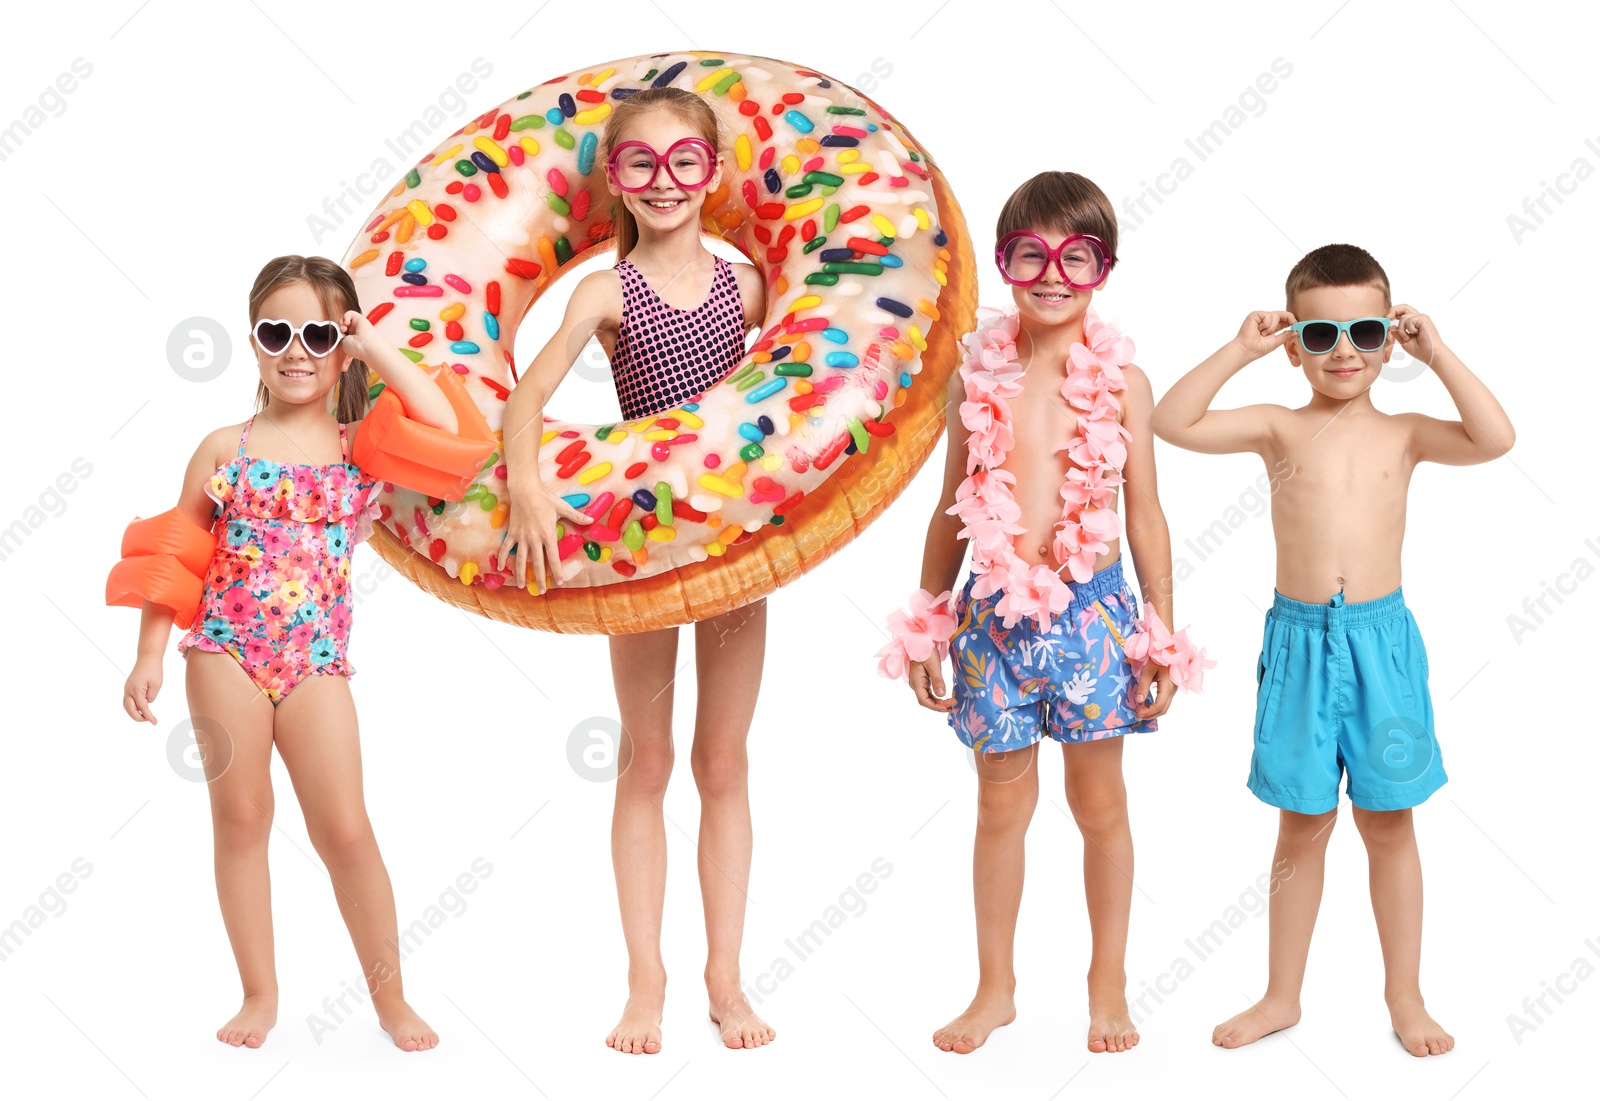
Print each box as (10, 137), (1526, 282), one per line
(601, 88), (721, 260)
(248, 255), (371, 423)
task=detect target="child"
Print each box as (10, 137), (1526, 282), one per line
(501, 88), (771, 1053)
(112, 255), (466, 1051)
(1152, 243), (1515, 1056)
(878, 172), (1208, 1055)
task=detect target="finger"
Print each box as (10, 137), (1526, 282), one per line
(530, 539), (547, 593)
(1134, 664), (1156, 701)
(909, 669), (934, 709)
(122, 690), (139, 723)
(930, 661), (948, 702)
(543, 536), (564, 591)
(562, 505), (593, 525)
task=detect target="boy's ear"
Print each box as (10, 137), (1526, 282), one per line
(1284, 336), (1301, 367)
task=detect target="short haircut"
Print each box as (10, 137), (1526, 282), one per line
(995, 171), (1118, 259)
(1285, 243), (1391, 316)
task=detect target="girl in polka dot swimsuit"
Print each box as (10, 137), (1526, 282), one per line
(502, 88), (773, 1054)
(118, 256), (460, 1053)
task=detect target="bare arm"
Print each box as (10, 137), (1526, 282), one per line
(1151, 311), (1294, 455)
(1120, 364), (1178, 720)
(903, 368), (970, 713)
(340, 311), (457, 433)
(1390, 304), (1516, 466)
(1120, 365), (1173, 626)
(730, 261), (768, 330)
(919, 369), (972, 595)
(124, 431), (231, 724)
(501, 271), (620, 592)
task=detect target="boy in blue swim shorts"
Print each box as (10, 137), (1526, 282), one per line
(1155, 243), (1516, 1058)
(878, 172), (1210, 1057)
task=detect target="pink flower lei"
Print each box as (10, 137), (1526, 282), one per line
(933, 305), (1213, 691)
(948, 305), (1132, 630)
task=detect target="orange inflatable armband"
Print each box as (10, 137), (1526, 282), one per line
(105, 507), (216, 629)
(350, 365), (496, 502)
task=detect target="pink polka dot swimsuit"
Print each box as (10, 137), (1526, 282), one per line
(611, 254), (747, 420)
(176, 416), (381, 705)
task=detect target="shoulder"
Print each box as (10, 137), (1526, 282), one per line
(727, 259), (766, 323)
(566, 268), (624, 329)
(196, 423), (245, 468)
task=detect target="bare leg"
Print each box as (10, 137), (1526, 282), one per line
(605, 626), (679, 1054)
(691, 600), (773, 1049)
(933, 741), (1038, 1054)
(185, 650), (279, 1048)
(275, 674), (436, 1052)
(1062, 738), (1138, 1054)
(1214, 808), (1336, 1048)
(1352, 807), (1453, 1056)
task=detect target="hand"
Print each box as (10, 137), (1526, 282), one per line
(1389, 304), (1443, 370)
(339, 309), (377, 360)
(908, 655), (953, 712)
(503, 480), (592, 594)
(1234, 311), (1297, 360)
(123, 658), (162, 724)
(1132, 662), (1175, 721)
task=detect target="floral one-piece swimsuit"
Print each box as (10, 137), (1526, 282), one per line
(176, 415), (381, 705)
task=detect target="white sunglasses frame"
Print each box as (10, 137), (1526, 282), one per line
(251, 318), (346, 358)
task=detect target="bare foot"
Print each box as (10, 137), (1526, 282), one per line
(932, 986), (1016, 1054)
(1212, 996), (1301, 1048)
(607, 980), (665, 1055)
(376, 998), (439, 1052)
(1087, 997), (1140, 1054)
(216, 993), (277, 1048)
(1390, 996), (1454, 1057)
(708, 984), (774, 1050)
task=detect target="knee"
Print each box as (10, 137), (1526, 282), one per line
(309, 813), (377, 868)
(213, 795), (273, 848)
(1352, 806), (1413, 847)
(976, 778), (1037, 833)
(1064, 781), (1128, 839)
(1279, 808), (1338, 849)
(620, 735), (673, 796)
(690, 743), (747, 800)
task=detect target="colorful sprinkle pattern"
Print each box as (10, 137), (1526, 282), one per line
(340, 53), (954, 590)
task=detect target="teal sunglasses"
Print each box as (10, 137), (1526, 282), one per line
(1289, 317), (1393, 355)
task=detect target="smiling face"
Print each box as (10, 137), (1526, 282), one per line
(1006, 225), (1107, 332)
(251, 281), (350, 409)
(1285, 283), (1394, 400)
(604, 111), (723, 237)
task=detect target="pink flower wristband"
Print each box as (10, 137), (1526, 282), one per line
(876, 588), (958, 680)
(1123, 604), (1216, 693)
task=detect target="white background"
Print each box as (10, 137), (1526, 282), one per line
(3, 2), (1596, 1099)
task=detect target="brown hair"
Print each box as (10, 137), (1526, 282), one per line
(248, 255), (370, 423)
(995, 171), (1119, 261)
(601, 87), (721, 259)
(1285, 244), (1391, 316)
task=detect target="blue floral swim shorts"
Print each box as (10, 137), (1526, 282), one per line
(948, 560), (1157, 752)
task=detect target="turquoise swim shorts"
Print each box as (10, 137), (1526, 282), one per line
(1248, 586), (1446, 813)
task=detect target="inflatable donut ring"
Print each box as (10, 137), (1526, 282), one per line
(340, 51), (976, 634)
